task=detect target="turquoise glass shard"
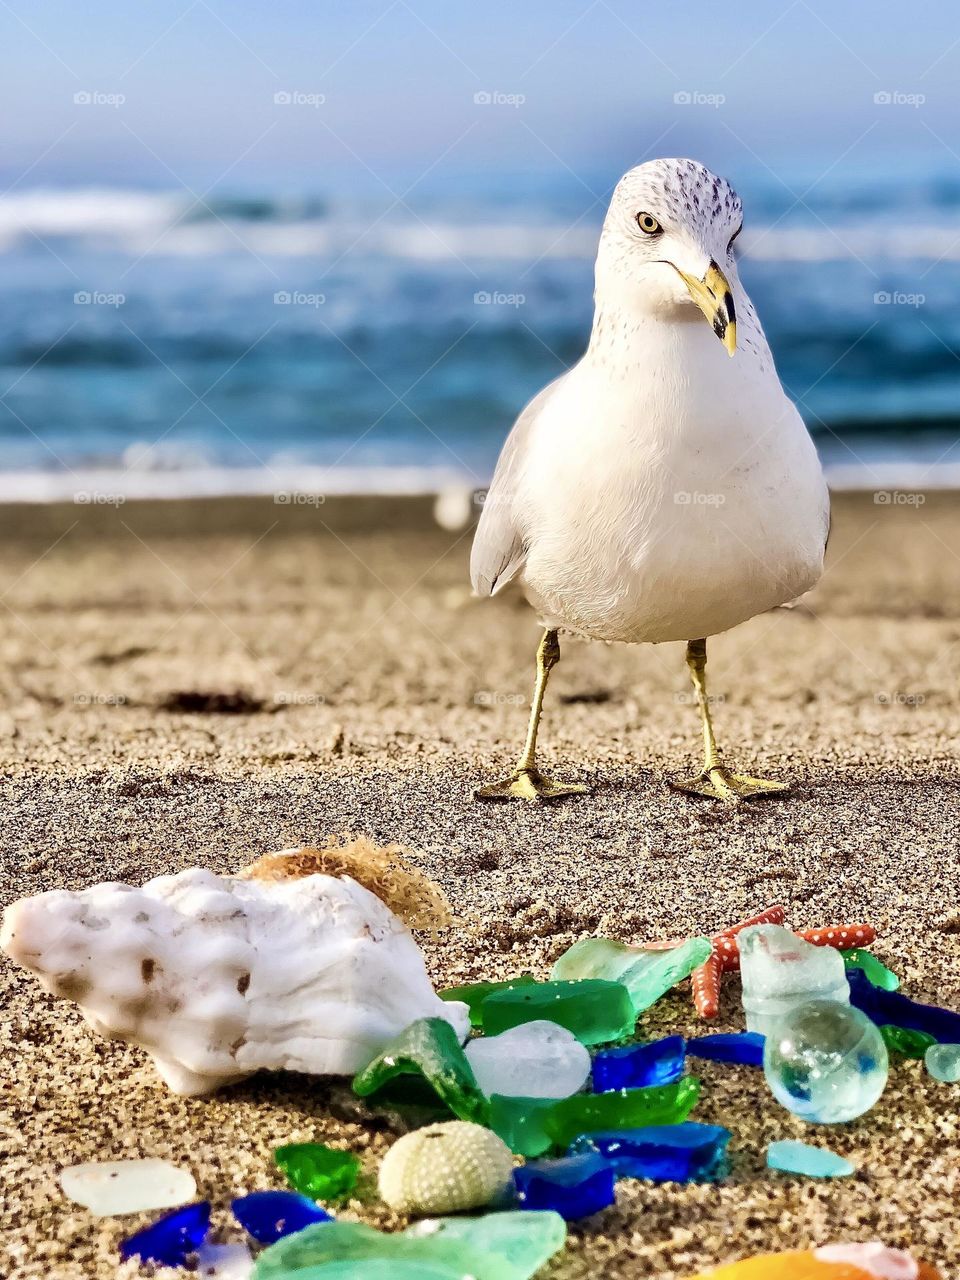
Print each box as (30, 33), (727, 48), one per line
(542, 1078), (701, 1149)
(841, 949), (900, 992)
(489, 1095), (557, 1157)
(481, 979), (635, 1046)
(569, 1122), (730, 1182)
(925, 1043), (960, 1082)
(550, 937), (712, 1014)
(351, 1018), (489, 1125)
(252, 1211), (567, 1280)
(439, 975), (536, 1029)
(767, 1139), (855, 1178)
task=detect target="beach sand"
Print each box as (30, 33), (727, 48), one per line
(1, 491), (959, 1279)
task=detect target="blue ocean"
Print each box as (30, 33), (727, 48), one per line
(2, 161), (960, 500)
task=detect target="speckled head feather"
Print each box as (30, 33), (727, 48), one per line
(605, 158), (743, 245)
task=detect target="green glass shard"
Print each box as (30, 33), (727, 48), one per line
(488, 1094), (557, 1157)
(273, 1142), (360, 1202)
(541, 1077), (701, 1149)
(439, 975), (536, 1029)
(879, 1023), (936, 1059)
(551, 936), (712, 1014)
(351, 1018), (488, 1125)
(481, 978), (635, 1045)
(841, 949), (900, 992)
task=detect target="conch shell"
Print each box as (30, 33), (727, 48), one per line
(2, 844), (468, 1096)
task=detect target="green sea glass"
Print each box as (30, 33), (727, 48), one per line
(551, 936), (712, 1013)
(274, 1143), (359, 1201)
(351, 1018), (489, 1125)
(841, 949), (900, 992)
(542, 1078), (700, 1148)
(879, 1024), (936, 1059)
(252, 1212), (566, 1280)
(489, 1094), (557, 1157)
(481, 979), (635, 1045)
(439, 975), (536, 1029)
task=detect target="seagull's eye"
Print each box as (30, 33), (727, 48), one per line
(636, 212), (662, 236)
(728, 224), (742, 252)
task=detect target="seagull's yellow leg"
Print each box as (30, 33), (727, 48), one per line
(671, 637), (789, 803)
(475, 628), (590, 802)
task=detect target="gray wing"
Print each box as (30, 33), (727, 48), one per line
(470, 377), (563, 596)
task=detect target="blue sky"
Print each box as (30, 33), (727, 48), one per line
(1, 0), (958, 191)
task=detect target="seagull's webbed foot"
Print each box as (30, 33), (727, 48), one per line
(475, 766), (589, 802)
(671, 764), (789, 804)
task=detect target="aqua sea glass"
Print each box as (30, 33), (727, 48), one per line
(252, 1212), (567, 1280)
(439, 975), (537, 1029)
(551, 936), (711, 1013)
(120, 1201), (211, 1266)
(570, 1122), (729, 1182)
(274, 1143), (359, 1201)
(351, 1018), (489, 1125)
(542, 1078), (701, 1148)
(924, 1042), (960, 1082)
(592, 1036), (686, 1091)
(848, 969), (960, 1043)
(841, 949), (900, 991)
(879, 1024), (936, 1059)
(767, 1139), (854, 1178)
(686, 1032), (765, 1067)
(763, 999), (888, 1123)
(513, 1152), (615, 1220)
(481, 979), (635, 1045)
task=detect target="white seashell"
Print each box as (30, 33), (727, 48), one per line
(378, 1121), (514, 1216)
(59, 1157), (196, 1216)
(1, 867), (469, 1096)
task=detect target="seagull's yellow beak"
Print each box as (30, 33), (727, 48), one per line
(676, 259), (737, 356)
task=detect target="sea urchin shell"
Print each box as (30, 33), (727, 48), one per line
(378, 1121), (514, 1216)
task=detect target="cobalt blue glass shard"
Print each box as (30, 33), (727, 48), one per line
(569, 1122), (730, 1182)
(512, 1152), (616, 1220)
(232, 1190), (333, 1244)
(847, 969), (960, 1043)
(686, 1032), (765, 1067)
(119, 1201), (211, 1266)
(592, 1036), (686, 1091)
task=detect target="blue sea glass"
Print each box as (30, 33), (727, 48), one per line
(925, 1043), (960, 1082)
(767, 1139), (854, 1178)
(848, 969), (960, 1043)
(686, 1032), (765, 1067)
(232, 1190), (333, 1244)
(569, 1122), (730, 1182)
(592, 1036), (686, 1091)
(119, 1201), (211, 1266)
(763, 999), (888, 1123)
(513, 1152), (615, 1220)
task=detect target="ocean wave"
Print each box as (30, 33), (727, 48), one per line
(8, 186), (960, 263)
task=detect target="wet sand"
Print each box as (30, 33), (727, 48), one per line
(1, 491), (959, 1278)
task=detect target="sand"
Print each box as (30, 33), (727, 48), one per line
(1, 491), (958, 1279)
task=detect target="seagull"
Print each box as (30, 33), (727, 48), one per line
(470, 158), (829, 803)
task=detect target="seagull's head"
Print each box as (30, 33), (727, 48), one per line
(596, 158), (743, 355)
